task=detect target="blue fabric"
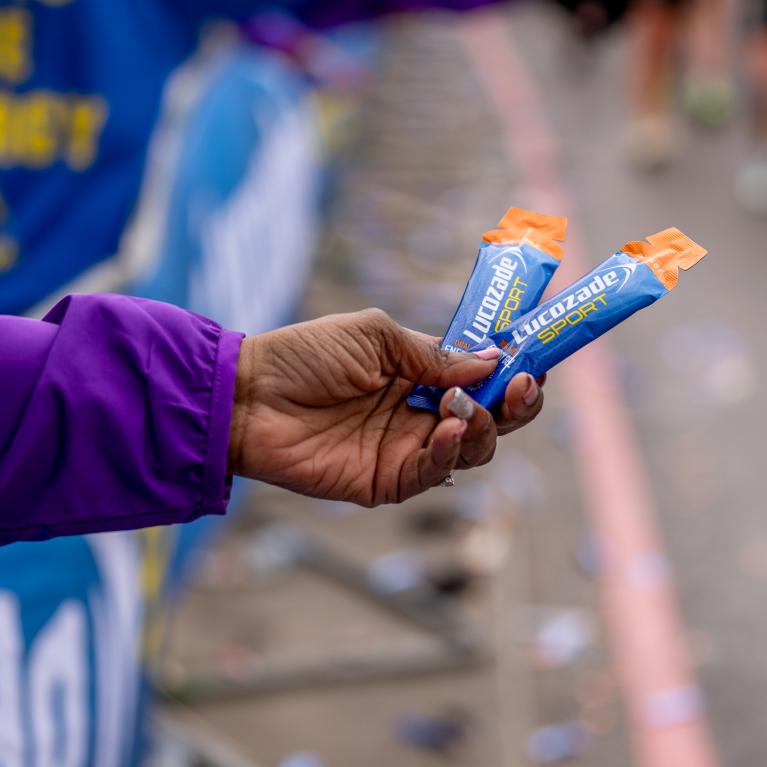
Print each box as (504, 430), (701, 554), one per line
(0, 15), (322, 764)
(0, 0), (199, 314)
(0, 0), (500, 314)
(0, 533), (148, 767)
(131, 46), (311, 313)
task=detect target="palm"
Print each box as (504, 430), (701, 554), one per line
(236, 318), (438, 505)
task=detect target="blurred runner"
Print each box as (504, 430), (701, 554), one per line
(625, 0), (734, 169)
(736, 0), (767, 214)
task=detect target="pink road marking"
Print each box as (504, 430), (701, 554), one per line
(458, 11), (718, 767)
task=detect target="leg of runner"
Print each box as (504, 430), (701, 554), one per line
(624, 0), (685, 169)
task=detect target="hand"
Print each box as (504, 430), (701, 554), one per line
(228, 309), (544, 506)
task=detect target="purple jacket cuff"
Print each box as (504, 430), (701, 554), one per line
(202, 326), (243, 514)
(0, 294), (245, 544)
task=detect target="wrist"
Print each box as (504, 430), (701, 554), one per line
(228, 335), (258, 476)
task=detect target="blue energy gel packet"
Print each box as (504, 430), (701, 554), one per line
(465, 227), (707, 411)
(408, 207), (567, 411)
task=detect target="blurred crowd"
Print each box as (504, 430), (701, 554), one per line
(553, 0), (767, 213)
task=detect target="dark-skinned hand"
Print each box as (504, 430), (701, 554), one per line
(228, 309), (544, 507)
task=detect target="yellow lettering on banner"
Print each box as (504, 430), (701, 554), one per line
(22, 93), (59, 167)
(0, 93), (14, 159)
(139, 527), (173, 665)
(66, 98), (107, 170)
(0, 91), (107, 170)
(0, 9), (31, 84)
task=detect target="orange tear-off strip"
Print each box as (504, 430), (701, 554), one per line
(623, 228), (708, 290)
(483, 206), (567, 261)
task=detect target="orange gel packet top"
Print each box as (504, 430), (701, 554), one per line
(621, 227), (707, 290)
(483, 206), (567, 262)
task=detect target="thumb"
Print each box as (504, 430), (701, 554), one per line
(388, 323), (501, 389)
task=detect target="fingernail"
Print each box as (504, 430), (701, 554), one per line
(474, 345), (502, 360)
(453, 419), (468, 444)
(522, 374), (539, 407)
(448, 387), (475, 420)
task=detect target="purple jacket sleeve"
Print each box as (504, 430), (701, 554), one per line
(0, 293), (244, 545)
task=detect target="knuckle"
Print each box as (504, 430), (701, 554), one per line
(360, 307), (392, 328)
(479, 441), (497, 466)
(360, 308), (400, 355)
(480, 415), (497, 440)
(426, 343), (450, 375)
(496, 392), (544, 435)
